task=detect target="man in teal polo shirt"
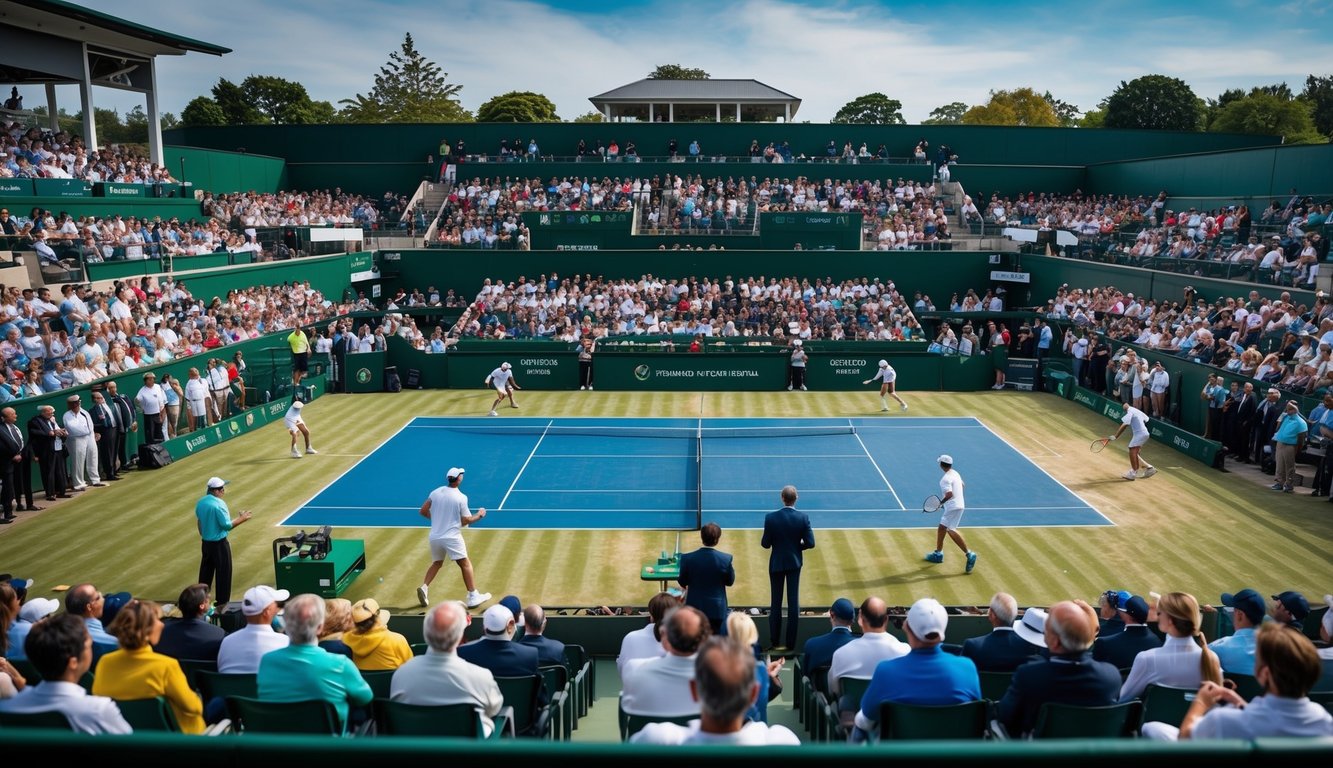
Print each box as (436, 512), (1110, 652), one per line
(257, 593), (372, 732)
(196, 476), (252, 608)
(1270, 400), (1307, 493)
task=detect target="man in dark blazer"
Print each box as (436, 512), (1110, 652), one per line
(458, 603), (549, 719)
(996, 599), (1122, 737)
(761, 484), (815, 651)
(154, 583), (226, 662)
(104, 380), (138, 473)
(1092, 594), (1161, 670)
(0, 406), (29, 521)
(961, 592), (1045, 672)
(516, 604), (567, 668)
(88, 389), (122, 482)
(798, 596), (857, 703)
(1250, 387), (1283, 468)
(677, 521), (735, 635)
(27, 405), (68, 501)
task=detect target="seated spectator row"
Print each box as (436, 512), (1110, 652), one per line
(437, 136), (956, 166)
(2, 118), (173, 186)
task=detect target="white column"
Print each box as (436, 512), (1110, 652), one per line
(44, 84), (58, 131)
(145, 57), (163, 165)
(79, 44), (98, 151)
(784, 103), (790, 122)
(603, 105), (611, 121)
(735, 103), (741, 122)
(715, 103), (721, 122)
(648, 102), (654, 122)
(669, 103), (674, 122)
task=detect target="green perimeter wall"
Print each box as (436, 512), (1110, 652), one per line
(1086, 143), (1333, 199)
(162, 146), (287, 194)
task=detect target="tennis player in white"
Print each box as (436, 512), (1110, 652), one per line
(485, 361), (522, 416)
(862, 359), (908, 412)
(924, 455), (977, 573)
(1108, 404), (1157, 480)
(284, 399), (317, 458)
(417, 467), (490, 609)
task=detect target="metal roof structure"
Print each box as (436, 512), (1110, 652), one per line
(590, 78), (801, 123)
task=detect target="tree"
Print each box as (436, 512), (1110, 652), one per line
(340, 33), (471, 123)
(211, 78), (266, 125)
(1210, 91), (1324, 144)
(922, 102), (968, 125)
(1102, 74), (1204, 131)
(241, 75), (331, 124)
(648, 64), (709, 80)
(181, 97), (226, 127)
(830, 93), (905, 124)
(476, 91), (559, 123)
(961, 88), (1059, 126)
(1079, 108), (1106, 129)
(1301, 74), (1333, 138)
(571, 111), (605, 123)
(1043, 91), (1081, 127)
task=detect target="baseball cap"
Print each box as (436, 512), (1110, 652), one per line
(1120, 595), (1150, 623)
(1014, 607), (1048, 647)
(501, 362), (511, 370)
(1221, 589), (1267, 625)
(206, 477), (227, 490)
(351, 598), (389, 627)
(937, 454), (953, 466)
(1273, 591), (1310, 620)
(241, 585), (290, 616)
(499, 595), (522, 619)
(905, 597), (948, 641)
(447, 467), (465, 480)
(878, 359), (888, 367)
(101, 592), (133, 625)
(829, 597), (855, 622)
(483, 604), (515, 633)
(19, 597), (59, 623)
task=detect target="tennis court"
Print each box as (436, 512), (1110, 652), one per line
(283, 416), (1109, 531)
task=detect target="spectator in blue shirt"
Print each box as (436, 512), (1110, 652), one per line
(1271, 400), (1308, 492)
(1208, 588), (1267, 675)
(851, 598), (981, 741)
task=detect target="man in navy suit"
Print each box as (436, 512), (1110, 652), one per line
(801, 597), (857, 675)
(458, 604), (548, 730)
(996, 599), (1122, 737)
(1092, 594), (1161, 670)
(678, 521), (735, 635)
(961, 592), (1044, 672)
(517, 604), (567, 667)
(762, 485), (815, 651)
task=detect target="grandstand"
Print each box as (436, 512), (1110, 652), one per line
(1, 0), (1331, 757)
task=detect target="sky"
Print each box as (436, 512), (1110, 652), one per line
(49, 0), (1333, 124)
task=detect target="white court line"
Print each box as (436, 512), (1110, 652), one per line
(852, 418), (905, 510)
(299, 501), (1101, 512)
(504, 488), (893, 494)
(972, 418), (1114, 525)
(279, 417), (419, 527)
(497, 420), (552, 510)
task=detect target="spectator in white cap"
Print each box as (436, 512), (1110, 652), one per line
(850, 597), (981, 741)
(456, 603), (549, 735)
(416, 466), (490, 609)
(925, 454), (977, 573)
(484, 361), (521, 416)
(216, 584), (290, 673)
(195, 476), (252, 610)
(6, 595), (60, 662)
(284, 398), (317, 459)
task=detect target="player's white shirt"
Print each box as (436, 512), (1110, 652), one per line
(426, 485), (469, 540)
(283, 404), (304, 430)
(1122, 405), (1150, 439)
(869, 364), (897, 383)
(939, 468), (965, 512)
(487, 367), (514, 390)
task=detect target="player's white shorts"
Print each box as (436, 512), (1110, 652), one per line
(430, 536), (467, 562)
(939, 506), (965, 531)
(493, 384), (510, 397)
(1128, 433), (1149, 449)
(285, 417), (304, 432)
(187, 398), (208, 417)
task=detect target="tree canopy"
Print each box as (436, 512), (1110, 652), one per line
(922, 102), (968, 125)
(340, 33), (471, 123)
(571, 111), (605, 123)
(1102, 75), (1203, 131)
(180, 96), (226, 127)
(476, 91), (559, 123)
(648, 64), (709, 80)
(961, 88), (1059, 126)
(830, 93), (905, 124)
(1302, 74), (1333, 138)
(180, 76), (334, 126)
(1210, 91), (1324, 143)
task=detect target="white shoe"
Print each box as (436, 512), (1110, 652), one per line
(900, 403), (908, 411)
(787, 385), (793, 391)
(306, 447), (318, 455)
(416, 585), (428, 607)
(465, 591), (492, 608)
(881, 406), (889, 412)
(1122, 470), (1137, 481)
(290, 449), (301, 459)
(800, 385), (807, 391)
(587, 385), (593, 391)
(1142, 466), (1157, 478)
(489, 410), (498, 417)
(580, 386), (586, 391)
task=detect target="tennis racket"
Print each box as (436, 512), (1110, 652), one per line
(922, 495), (942, 513)
(1090, 437), (1111, 453)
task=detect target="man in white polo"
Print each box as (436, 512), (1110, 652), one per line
(284, 400), (317, 459)
(1108, 404), (1157, 481)
(416, 467), (491, 609)
(484, 362), (521, 417)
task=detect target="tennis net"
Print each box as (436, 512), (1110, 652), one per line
(696, 423), (704, 532)
(435, 424), (858, 440)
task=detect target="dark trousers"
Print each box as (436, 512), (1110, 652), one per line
(96, 430), (117, 479)
(14, 456), (33, 507)
(37, 449), (67, 498)
(1316, 446), (1333, 495)
(1205, 408), (1221, 440)
(199, 538), (235, 605)
(0, 469), (14, 516)
(789, 366), (806, 389)
(144, 414), (164, 444)
(114, 428), (129, 471)
(768, 568), (801, 649)
(579, 360), (593, 388)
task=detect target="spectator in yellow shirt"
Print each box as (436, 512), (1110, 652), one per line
(92, 599), (205, 733)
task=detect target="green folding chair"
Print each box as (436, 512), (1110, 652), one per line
(224, 696), (342, 735)
(359, 669), (396, 700)
(1139, 684), (1197, 728)
(114, 696), (183, 732)
(0, 710), (73, 729)
(539, 664), (572, 741)
(1029, 700), (1142, 739)
(495, 674), (551, 739)
(371, 699), (500, 739)
(879, 699), (989, 740)
(978, 671), (1013, 702)
(1226, 673), (1264, 701)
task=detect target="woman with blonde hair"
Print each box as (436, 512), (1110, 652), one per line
(724, 611), (785, 724)
(1121, 591), (1222, 700)
(92, 599), (205, 733)
(318, 598), (354, 658)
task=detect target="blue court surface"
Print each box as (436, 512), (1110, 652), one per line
(282, 417), (1111, 531)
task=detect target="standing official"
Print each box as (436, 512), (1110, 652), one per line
(0, 407), (35, 520)
(27, 405), (68, 500)
(678, 522), (736, 636)
(135, 371), (167, 443)
(761, 485), (815, 651)
(104, 380), (137, 473)
(288, 326), (310, 387)
(88, 390), (122, 482)
(62, 394), (100, 491)
(195, 477), (252, 608)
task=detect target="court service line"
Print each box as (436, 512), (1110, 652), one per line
(497, 420), (553, 511)
(972, 418), (1114, 526)
(279, 417), (419, 527)
(851, 418), (905, 510)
